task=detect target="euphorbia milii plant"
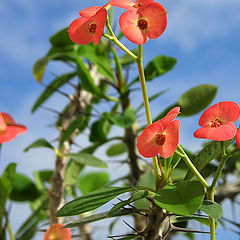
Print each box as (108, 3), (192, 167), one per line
(0, 112), (26, 143)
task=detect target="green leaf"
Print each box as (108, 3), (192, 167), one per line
(77, 44), (115, 80)
(31, 72), (76, 113)
(65, 159), (85, 187)
(64, 209), (133, 228)
(24, 138), (54, 152)
(33, 57), (49, 83)
(132, 55), (177, 84)
(171, 216), (211, 227)
(75, 54), (101, 96)
(106, 143), (126, 157)
(34, 170), (53, 190)
(78, 172), (109, 194)
(70, 152), (108, 168)
(108, 190), (151, 216)
(56, 186), (133, 216)
(10, 173), (40, 202)
(49, 27), (74, 47)
(136, 89), (169, 113)
(200, 200), (223, 219)
(0, 163), (16, 209)
(16, 195), (48, 239)
(177, 84), (217, 117)
(60, 115), (85, 147)
(89, 118), (112, 142)
(106, 107), (136, 128)
(154, 181), (204, 216)
(184, 139), (233, 180)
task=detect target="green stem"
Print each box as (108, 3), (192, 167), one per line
(207, 190), (215, 240)
(177, 145), (210, 189)
(103, 33), (138, 60)
(104, 19), (137, 60)
(135, 45), (160, 189)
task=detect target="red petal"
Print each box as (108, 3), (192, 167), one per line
(1, 112), (15, 125)
(111, 0), (134, 10)
(119, 10), (148, 45)
(236, 126), (240, 150)
(44, 224), (71, 240)
(0, 127), (18, 143)
(139, 2), (167, 39)
(158, 107), (180, 128)
(193, 122), (237, 141)
(68, 17), (94, 45)
(0, 113), (7, 132)
(79, 6), (102, 18)
(93, 8), (107, 45)
(137, 121), (163, 158)
(11, 125), (27, 135)
(138, 0), (154, 8)
(199, 101), (240, 127)
(160, 120), (180, 158)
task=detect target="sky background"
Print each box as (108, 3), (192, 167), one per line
(0, 0), (240, 239)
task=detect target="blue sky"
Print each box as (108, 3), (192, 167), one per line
(0, 0), (240, 239)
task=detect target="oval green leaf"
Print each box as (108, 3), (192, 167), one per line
(154, 181), (204, 216)
(178, 84), (217, 117)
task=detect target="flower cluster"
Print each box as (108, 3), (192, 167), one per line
(44, 224), (71, 240)
(68, 0), (167, 45)
(137, 101), (240, 159)
(137, 107), (180, 159)
(0, 112), (26, 143)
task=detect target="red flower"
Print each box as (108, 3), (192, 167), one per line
(68, 5), (109, 45)
(137, 107), (180, 158)
(194, 101), (240, 141)
(236, 126), (240, 150)
(119, 2), (167, 45)
(44, 224), (71, 240)
(111, 0), (153, 10)
(0, 112), (26, 143)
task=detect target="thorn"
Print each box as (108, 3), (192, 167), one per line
(40, 106), (61, 115)
(123, 220), (138, 233)
(172, 226), (210, 234)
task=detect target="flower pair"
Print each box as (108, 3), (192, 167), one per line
(69, 0), (167, 45)
(0, 112), (26, 143)
(137, 107), (180, 158)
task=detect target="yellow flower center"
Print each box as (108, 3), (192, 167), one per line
(210, 118), (224, 128)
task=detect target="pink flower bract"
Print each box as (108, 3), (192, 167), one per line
(0, 112), (26, 143)
(68, 6), (107, 45)
(194, 101), (240, 141)
(137, 107), (180, 158)
(44, 224), (71, 240)
(119, 2), (167, 45)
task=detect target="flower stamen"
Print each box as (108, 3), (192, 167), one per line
(155, 133), (166, 145)
(210, 118), (224, 128)
(88, 23), (97, 34)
